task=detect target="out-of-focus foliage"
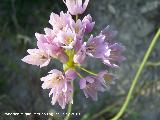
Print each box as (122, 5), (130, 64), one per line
(0, 0), (160, 120)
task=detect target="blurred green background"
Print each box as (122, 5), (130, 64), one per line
(0, 0), (160, 120)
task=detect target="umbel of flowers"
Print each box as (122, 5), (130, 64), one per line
(22, 0), (125, 109)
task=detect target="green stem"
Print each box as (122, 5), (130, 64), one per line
(146, 61), (160, 66)
(76, 14), (78, 21)
(64, 103), (72, 120)
(111, 28), (160, 120)
(77, 66), (97, 76)
(76, 71), (83, 78)
(64, 81), (74, 120)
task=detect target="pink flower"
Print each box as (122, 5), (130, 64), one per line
(79, 71), (114, 100)
(50, 84), (73, 109)
(98, 70), (115, 88)
(102, 43), (126, 68)
(44, 27), (56, 40)
(86, 34), (106, 58)
(65, 69), (77, 81)
(82, 14), (95, 33)
(100, 25), (118, 42)
(41, 69), (65, 90)
(85, 27), (125, 68)
(74, 43), (86, 64)
(74, 37), (83, 52)
(22, 31), (55, 68)
(70, 19), (85, 39)
(63, 0), (89, 15)
(41, 69), (76, 109)
(35, 32), (68, 63)
(56, 26), (77, 49)
(69, 15), (95, 36)
(49, 11), (72, 32)
(21, 49), (50, 68)
(35, 33), (59, 56)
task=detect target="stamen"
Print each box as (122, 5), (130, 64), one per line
(66, 36), (73, 45)
(87, 44), (96, 53)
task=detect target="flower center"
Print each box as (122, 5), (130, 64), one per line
(52, 75), (63, 84)
(75, 27), (80, 33)
(86, 83), (96, 90)
(86, 44), (96, 53)
(66, 36), (73, 45)
(41, 55), (47, 59)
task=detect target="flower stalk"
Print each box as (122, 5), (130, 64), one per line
(77, 66), (97, 76)
(111, 28), (160, 120)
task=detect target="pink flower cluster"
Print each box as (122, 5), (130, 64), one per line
(22, 0), (125, 109)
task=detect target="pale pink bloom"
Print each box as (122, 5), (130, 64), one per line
(85, 27), (125, 68)
(44, 27), (56, 40)
(21, 49), (50, 68)
(86, 34), (106, 58)
(22, 32), (53, 68)
(70, 19), (85, 39)
(35, 33), (56, 52)
(74, 38), (83, 52)
(79, 71), (113, 100)
(73, 43), (86, 64)
(41, 69), (76, 109)
(56, 26), (77, 49)
(98, 70), (116, 88)
(102, 43), (126, 68)
(82, 14), (95, 33)
(69, 15), (94, 37)
(65, 69), (77, 81)
(41, 69), (66, 90)
(50, 83), (73, 109)
(49, 11), (72, 32)
(35, 32), (61, 55)
(35, 33), (68, 63)
(69, 18), (90, 51)
(73, 34), (106, 65)
(63, 0), (89, 15)
(100, 25), (118, 42)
